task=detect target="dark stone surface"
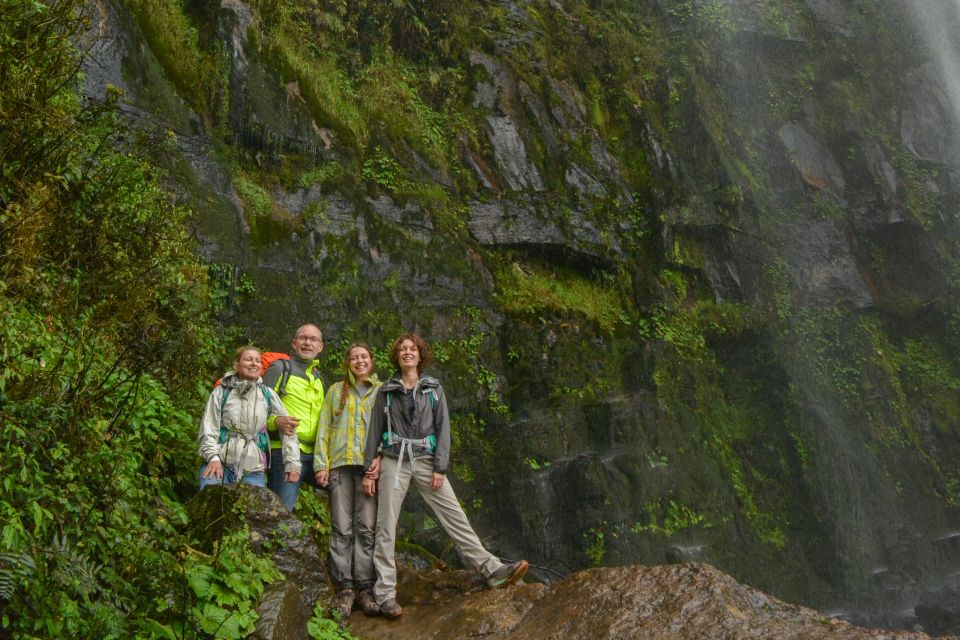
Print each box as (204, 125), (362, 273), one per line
(349, 562), (953, 640)
(916, 587), (960, 637)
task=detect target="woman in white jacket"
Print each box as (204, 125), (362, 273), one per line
(199, 346), (302, 488)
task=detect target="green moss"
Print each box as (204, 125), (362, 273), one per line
(633, 499), (711, 536)
(124, 0), (220, 115)
(298, 161), (347, 190)
(494, 262), (632, 333)
(233, 173), (296, 247)
(359, 48), (453, 171)
(234, 173), (272, 219)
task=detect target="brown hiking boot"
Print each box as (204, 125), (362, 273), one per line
(380, 598), (403, 619)
(356, 590), (381, 616)
(485, 560), (529, 589)
(335, 589), (355, 618)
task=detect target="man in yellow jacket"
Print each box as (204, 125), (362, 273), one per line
(265, 323), (326, 510)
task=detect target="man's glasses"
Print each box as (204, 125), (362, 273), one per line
(296, 336), (322, 343)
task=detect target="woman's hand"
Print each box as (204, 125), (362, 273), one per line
(365, 456), (381, 480)
(431, 472), (444, 490)
(315, 469), (329, 487)
(362, 476), (377, 497)
(285, 471), (301, 483)
(201, 459), (223, 480)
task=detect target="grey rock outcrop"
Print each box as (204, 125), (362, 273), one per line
(348, 562), (953, 640)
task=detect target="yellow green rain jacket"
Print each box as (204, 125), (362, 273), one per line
(264, 356), (325, 453)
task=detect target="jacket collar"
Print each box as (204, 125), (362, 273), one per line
(381, 373), (438, 394)
(220, 372), (262, 389)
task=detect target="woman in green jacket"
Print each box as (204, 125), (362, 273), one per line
(314, 342), (382, 618)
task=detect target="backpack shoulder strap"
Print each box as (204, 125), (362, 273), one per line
(258, 383), (273, 412)
(275, 358), (293, 398)
(218, 386), (231, 422)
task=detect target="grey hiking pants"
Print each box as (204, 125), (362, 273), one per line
(328, 465), (377, 591)
(373, 455), (502, 603)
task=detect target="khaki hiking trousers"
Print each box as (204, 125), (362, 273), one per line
(373, 455), (503, 603)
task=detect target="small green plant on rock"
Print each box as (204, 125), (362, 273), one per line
(633, 500), (711, 536)
(584, 525), (606, 566)
(307, 601), (359, 640)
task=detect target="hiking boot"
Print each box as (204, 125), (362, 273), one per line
(335, 589), (355, 618)
(356, 590), (381, 616)
(485, 560), (529, 589)
(380, 598), (403, 619)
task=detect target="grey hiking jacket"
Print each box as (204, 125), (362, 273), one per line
(363, 374), (451, 474)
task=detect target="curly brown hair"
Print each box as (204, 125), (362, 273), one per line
(334, 342), (374, 416)
(389, 333), (431, 375)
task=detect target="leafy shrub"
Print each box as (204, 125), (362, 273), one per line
(0, 1), (235, 636)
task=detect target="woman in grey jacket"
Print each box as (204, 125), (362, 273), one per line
(361, 333), (527, 619)
(199, 346), (302, 488)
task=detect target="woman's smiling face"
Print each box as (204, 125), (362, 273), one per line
(396, 339), (420, 371)
(347, 346), (373, 380)
(234, 348), (262, 381)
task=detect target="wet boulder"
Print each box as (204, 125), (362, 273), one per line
(916, 587), (960, 637)
(348, 562), (956, 640)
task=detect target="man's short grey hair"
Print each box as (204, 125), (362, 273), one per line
(295, 323), (323, 340)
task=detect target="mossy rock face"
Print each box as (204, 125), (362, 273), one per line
(88, 0), (960, 627)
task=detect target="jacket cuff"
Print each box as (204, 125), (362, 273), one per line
(284, 461), (302, 474)
(267, 415), (277, 430)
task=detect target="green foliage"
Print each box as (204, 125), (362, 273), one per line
(180, 529), (281, 639)
(583, 525), (606, 566)
(495, 262), (632, 333)
(0, 300), (206, 637)
(651, 270), (758, 362)
(523, 457), (551, 471)
(298, 161), (347, 190)
(252, 1), (467, 160)
(359, 48), (451, 170)
(361, 147), (409, 192)
(294, 486), (333, 548)
(307, 601), (358, 640)
(209, 262), (257, 317)
(650, 269), (789, 549)
(633, 499), (711, 536)
(234, 173), (273, 220)
(0, 1), (232, 635)
(664, 1), (736, 43)
(123, 0), (223, 115)
(432, 307), (509, 416)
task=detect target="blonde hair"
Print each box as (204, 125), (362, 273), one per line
(233, 345), (261, 371)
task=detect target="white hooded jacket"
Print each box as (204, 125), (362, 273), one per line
(198, 372), (302, 475)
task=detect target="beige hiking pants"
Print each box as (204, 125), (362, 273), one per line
(373, 455), (502, 603)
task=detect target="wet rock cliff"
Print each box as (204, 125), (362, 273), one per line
(84, 0), (960, 630)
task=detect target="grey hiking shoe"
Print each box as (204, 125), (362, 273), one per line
(356, 590), (381, 616)
(485, 560), (529, 589)
(335, 589), (355, 618)
(380, 598), (403, 619)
